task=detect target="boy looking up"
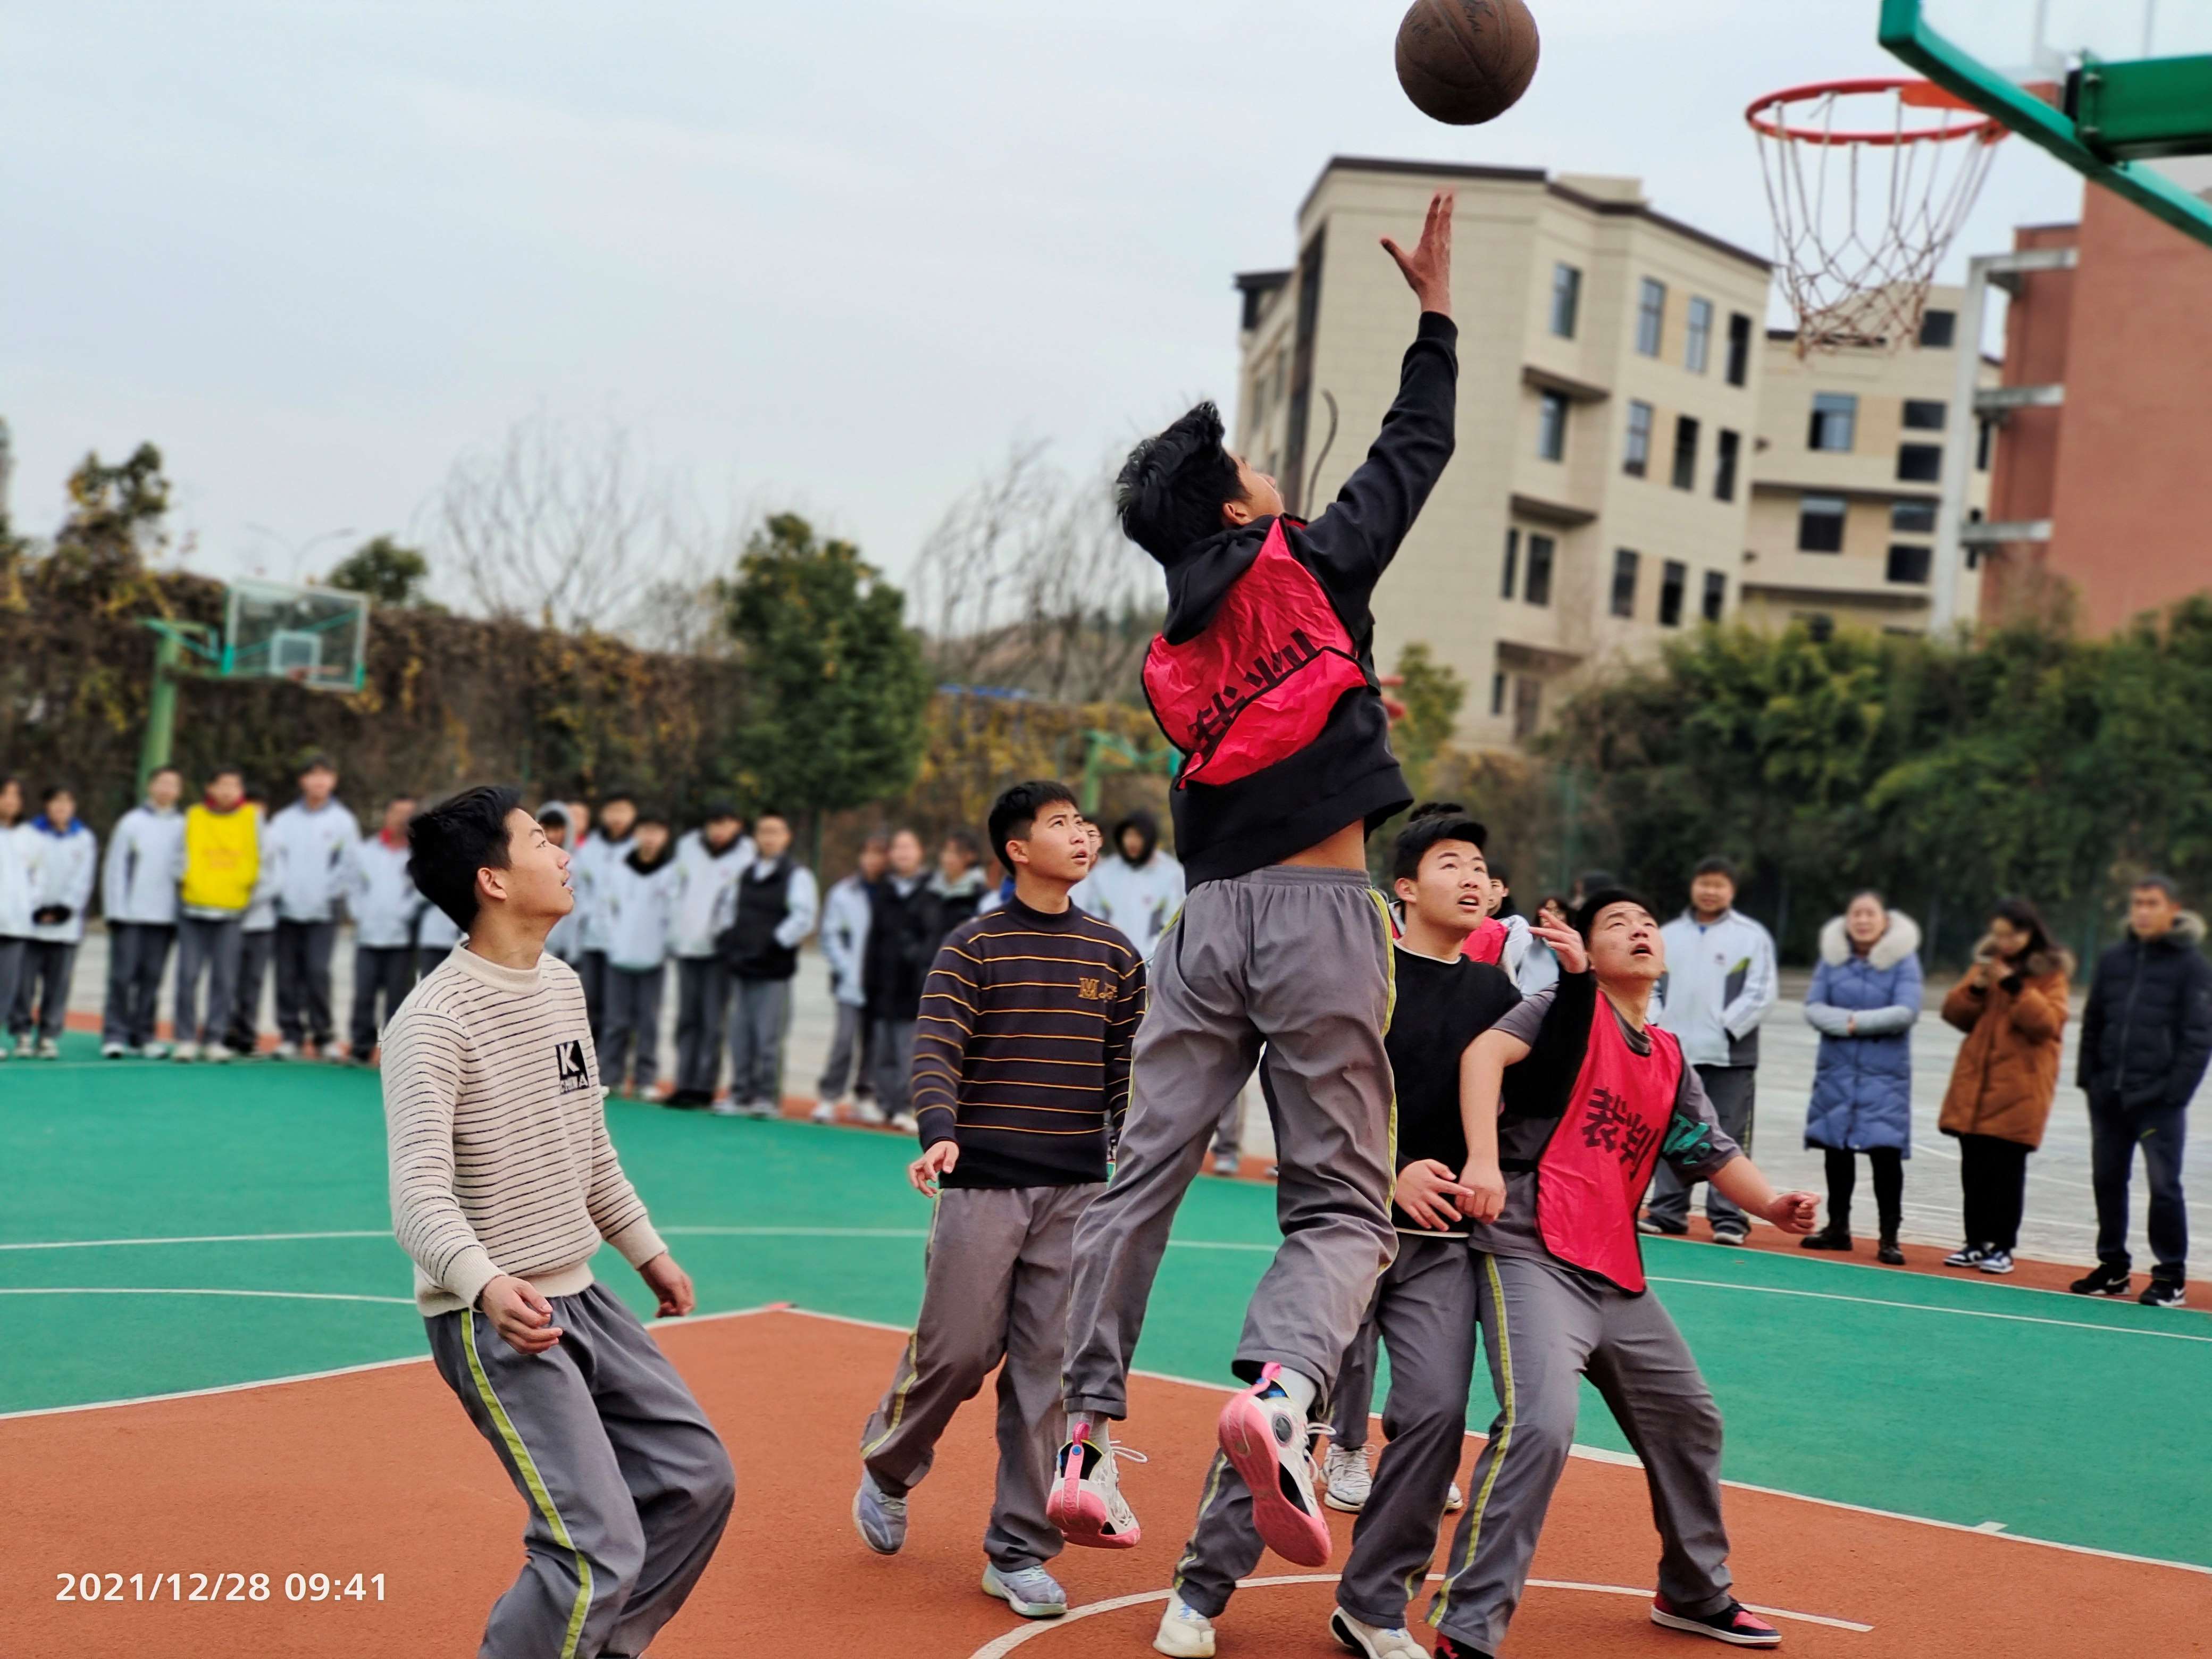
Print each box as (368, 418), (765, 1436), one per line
(385, 785), (732, 1659)
(1058, 192), (1459, 1564)
(854, 782), (1141, 1622)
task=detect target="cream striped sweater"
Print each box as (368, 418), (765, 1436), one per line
(382, 945), (666, 1316)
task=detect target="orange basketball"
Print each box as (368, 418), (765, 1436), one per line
(1395, 0), (1540, 126)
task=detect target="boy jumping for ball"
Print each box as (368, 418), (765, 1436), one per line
(384, 786), (734, 1659)
(1426, 891), (1820, 1658)
(855, 782), (1144, 1620)
(1053, 192), (1459, 1567)
(1152, 805), (1531, 1659)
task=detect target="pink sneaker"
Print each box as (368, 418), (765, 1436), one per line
(1650, 1596), (1781, 1648)
(1216, 1364), (1331, 1568)
(1046, 1422), (1142, 1549)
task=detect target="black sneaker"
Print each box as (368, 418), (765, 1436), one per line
(1942, 1243), (1988, 1268)
(1877, 1239), (1906, 1266)
(2141, 1280), (2188, 1309)
(1650, 1596), (1781, 1648)
(1978, 1249), (2016, 1275)
(1800, 1227), (1853, 1251)
(2069, 1262), (2132, 1297)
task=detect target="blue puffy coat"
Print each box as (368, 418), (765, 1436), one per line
(1803, 911), (1924, 1155)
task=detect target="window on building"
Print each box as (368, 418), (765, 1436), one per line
(1660, 559), (1687, 626)
(1977, 417), (1994, 472)
(1611, 548), (1640, 618)
(1808, 391), (1858, 451)
(1524, 534), (1555, 606)
(1671, 416), (1700, 490)
(1725, 312), (1753, 386)
(1919, 308), (1957, 348)
(1685, 297), (1713, 373)
(1491, 671), (1507, 717)
(1550, 263), (1581, 339)
(1891, 499), (1937, 534)
(1897, 442), (1943, 482)
(1714, 429), (1741, 500)
(1903, 398), (1947, 430)
(1623, 400), (1653, 476)
(1501, 528), (1520, 600)
(1798, 495), (1847, 552)
(1887, 544), (1933, 584)
(1537, 390), (1569, 462)
(1512, 675), (1543, 743)
(1636, 278), (1666, 356)
(1702, 569), (1726, 622)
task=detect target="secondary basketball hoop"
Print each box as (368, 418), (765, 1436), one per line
(1748, 76), (2008, 354)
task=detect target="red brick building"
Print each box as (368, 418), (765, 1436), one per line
(1982, 187), (2212, 632)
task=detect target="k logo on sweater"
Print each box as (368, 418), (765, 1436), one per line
(556, 1038), (593, 1094)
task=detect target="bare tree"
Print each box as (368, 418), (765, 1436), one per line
(912, 442), (1158, 705)
(428, 412), (697, 638)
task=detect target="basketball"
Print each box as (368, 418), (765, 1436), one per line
(1395, 0), (1540, 126)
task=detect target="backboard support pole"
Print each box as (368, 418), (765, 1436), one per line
(137, 630), (184, 798)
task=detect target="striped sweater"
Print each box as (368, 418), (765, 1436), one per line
(913, 898), (1145, 1188)
(382, 945), (667, 1316)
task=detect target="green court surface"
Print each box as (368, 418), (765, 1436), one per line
(4, 1032), (2207, 1572)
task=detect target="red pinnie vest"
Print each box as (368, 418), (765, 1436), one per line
(1531, 1004), (1685, 1293)
(1142, 520), (1370, 789)
(1460, 918), (1508, 966)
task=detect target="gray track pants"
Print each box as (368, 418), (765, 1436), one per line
(425, 1281), (734, 1659)
(871, 1017), (917, 1118)
(861, 1182), (1101, 1573)
(726, 976), (792, 1107)
(274, 918), (338, 1048)
(1172, 1235), (1477, 1622)
(227, 927), (274, 1052)
(1646, 1065), (1756, 1233)
(1063, 865), (1397, 1417)
(1331, 1305), (1383, 1451)
(350, 944), (416, 1055)
(672, 957), (731, 1098)
(600, 965), (665, 1092)
(10, 940), (77, 1041)
(103, 921), (174, 1049)
(1428, 1253), (1735, 1654)
(174, 916), (243, 1045)
(819, 1001), (876, 1100)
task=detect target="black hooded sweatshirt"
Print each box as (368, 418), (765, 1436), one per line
(1153, 312), (1458, 886)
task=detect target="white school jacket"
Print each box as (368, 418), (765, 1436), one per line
(103, 804), (186, 926)
(574, 832), (633, 957)
(669, 830), (755, 960)
(1076, 850), (1187, 961)
(27, 818), (97, 944)
(266, 799), (363, 924)
(350, 833), (422, 949)
(0, 822), (43, 939)
(601, 849), (677, 971)
(416, 901), (462, 956)
(819, 872), (873, 1008)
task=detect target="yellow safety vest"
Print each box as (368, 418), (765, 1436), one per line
(181, 803), (261, 914)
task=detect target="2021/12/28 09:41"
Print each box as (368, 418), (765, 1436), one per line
(55, 1571), (386, 1602)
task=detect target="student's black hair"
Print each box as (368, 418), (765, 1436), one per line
(1574, 886), (1657, 943)
(631, 801), (672, 828)
(299, 752), (337, 776)
(42, 782), (76, 805)
(1693, 854), (1740, 884)
(2134, 873), (2182, 904)
(752, 806), (789, 826)
(598, 786), (636, 809)
(1390, 801), (1487, 885)
(387, 790), (417, 809)
(1990, 895), (2055, 961)
(409, 784), (524, 931)
(942, 827), (984, 865)
(208, 761), (245, 785)
(1115, 400), (1249, 565)
(1488, 861), (1521, 919)
(148, 765), (182, 783)
(988, 781), (1079, 873)
(703, 799), (741, 822)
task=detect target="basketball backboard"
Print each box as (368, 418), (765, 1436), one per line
(1880, 0), (2212, 246)
(221, 578), (369, 692)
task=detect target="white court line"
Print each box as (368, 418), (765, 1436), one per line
(963, 1573), (1872, 1658)
(1645, 1273), (2212, 1344)
(0, 1230), (393, 1252)
(0, 1302), (784, 1422)
(0, 1287), (416, 1305)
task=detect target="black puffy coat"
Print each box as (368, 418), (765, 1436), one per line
(2077, 911), (2212, 1111)
(862, 876), (939, 1022)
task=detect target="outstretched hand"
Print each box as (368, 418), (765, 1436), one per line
(1531, 919), (1588, 976)
(909, 1140), (960, 1196)
(1381, 190), (1454, 317)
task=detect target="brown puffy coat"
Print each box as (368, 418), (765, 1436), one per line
(1937, 938), (2075, 1150)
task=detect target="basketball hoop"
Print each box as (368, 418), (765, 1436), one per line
(1748, 77), (2009, 355)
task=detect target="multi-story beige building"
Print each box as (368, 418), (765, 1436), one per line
(1739, 288), (1999, 634)
(1234, 158), (1769, 747)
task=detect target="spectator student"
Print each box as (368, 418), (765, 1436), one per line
(669, 802), (751, 1108)
(716, 809), (817, 1120)
(0, 779), (48, 1059)
(2073, 875), (2211, 1309)
(175, 764), (261, 1061)
(864, 828), (936, 1135)
(1800, 892), (1923, 1264)
(1938, 898), (2073, 1276)
(815, 833), (887, 1125)
(12, 785), (97, 1059)
(101, 766), (186, 1058)
(267, 754), (361, 1059)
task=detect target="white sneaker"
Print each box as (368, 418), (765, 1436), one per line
(1217, 1365), (1331, 1566)
(1328, 1609), (1427, 1659)
(1046, 1421), (1144, 1549)
(852, 1097), (887, 1126)
(808, 1099), (839, 1124)
(36, 1037), (61, 1060)
(1212, 1151), (1241, 1177)
(1321, 1443), (1372, 1512)
(981, 1563), (1068, 1620)
(205, 1043), (239, 1063)
(274, 1041), (299, 1060)
(0, 1038), (12, 1060)
(745, 1098), (781, 1120)
(1445, 1480), (1465, 1512)
(101, 1042), (127, 1059)
(709, 1099), (742, 1117)
(1154, 1598), (1217, 1658)
(889, 1110), (918, 1134)
(141, 1041), (170, 1060)
(172, 1042), (199, 1062)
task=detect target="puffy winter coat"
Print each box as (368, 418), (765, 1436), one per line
(2076, 912), (2212, 1112)
(1938, 937), (2074, 1150)
(1803, 911), (1924, 1154)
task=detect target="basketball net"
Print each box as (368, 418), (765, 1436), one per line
(1749, 79), (2007, 355)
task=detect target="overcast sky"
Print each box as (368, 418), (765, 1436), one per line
(1, 1), (2109, 597)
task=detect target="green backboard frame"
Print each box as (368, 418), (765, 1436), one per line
(1878, 0), (2212, 247)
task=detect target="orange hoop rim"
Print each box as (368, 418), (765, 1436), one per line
(1746, 77), (2010, 146)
